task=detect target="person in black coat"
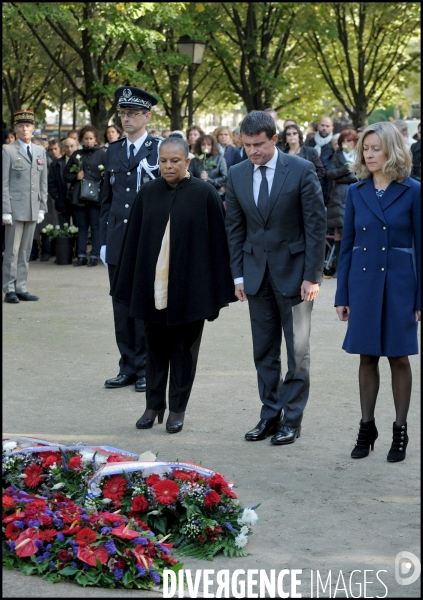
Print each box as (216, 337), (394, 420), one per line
(325, 129), (359, 277)
(189, 134), (228, 200)
(111, 136), (236, 434)
(48, 136), (78, 226)
(99, 86), (161, 394)
(280, 123), (325, 182)
(305, 116), (335, 205)
(64, 125), (106, 266)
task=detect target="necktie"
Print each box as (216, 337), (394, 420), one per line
(257, 165), (269, 219)
(129, 143), (136, 168)
(27, 145), (33, 162)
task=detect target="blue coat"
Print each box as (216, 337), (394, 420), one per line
(335, 177), (421, 356)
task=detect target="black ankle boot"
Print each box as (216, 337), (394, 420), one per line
(387, 422), (408, 462)
(351, 419), (378, 458)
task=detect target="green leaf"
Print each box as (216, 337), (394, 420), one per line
(59, 566), (79, 576)
(76, 572), (89, 586)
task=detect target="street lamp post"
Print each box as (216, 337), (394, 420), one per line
(177, 36), (206, 127)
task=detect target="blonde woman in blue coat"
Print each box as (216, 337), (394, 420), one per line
(335, 122), (420, 463)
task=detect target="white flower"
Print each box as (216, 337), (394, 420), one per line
(18, 473), (28, 479)
(52, 482), (65, 490)
(88, 483), (102, 497)
(63, 223), (69, 227)
(76, 154), (81, 160)
(238, 508), (258, 526)
(2, 441), (17, 452)
(48, 462), (58, 470)
(45, 224), (54, 230)
(55, 225), (61, 229)
(138, 450), (156, 462)
(41, 228), (46, 234)
(240, 525), (249, 535)
(148, 510), (160, 515)
(234, 533), (248, 548)
(100, 498), (112, 504)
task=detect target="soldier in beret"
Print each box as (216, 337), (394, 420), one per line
(2, 109), (47, 303)
(100, 86), (161, 391)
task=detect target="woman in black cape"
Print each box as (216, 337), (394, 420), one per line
(111, 136), (237, 433)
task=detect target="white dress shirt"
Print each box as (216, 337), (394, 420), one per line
(126, 131), (148, 159)
(234, 147), (278, 285)
(18, 138), (33, 157)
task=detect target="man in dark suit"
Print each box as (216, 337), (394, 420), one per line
(225, 111), (326, 445)
(100, 86), (160, 392)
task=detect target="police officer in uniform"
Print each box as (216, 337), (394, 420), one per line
(100, 86), (161, 391)
(2, 109), (47, 303)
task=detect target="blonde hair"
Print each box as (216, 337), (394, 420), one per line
(351, 121), (412, 182)
(215, 126), (232, 141)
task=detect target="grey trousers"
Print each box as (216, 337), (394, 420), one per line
(247, 268), (313, 426)
(2, 220), (37, 294)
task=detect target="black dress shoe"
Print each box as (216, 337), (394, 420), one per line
(135, 376), (146, 392)
(87, 257), (98, 267)
(270, 424), (301, 445)
(16, 292), (39, 301)
(104, 374), (137, 389)
(136, 409), (165, 429)
(4, 292), (20, 303)
(40, 254), (51, 262)
(73, 257), (88, 267)
(245, 417), (279, 441)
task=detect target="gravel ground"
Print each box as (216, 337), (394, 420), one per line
(2, 260), (421, 598)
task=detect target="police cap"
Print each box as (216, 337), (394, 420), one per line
(115, 86), (158, 111)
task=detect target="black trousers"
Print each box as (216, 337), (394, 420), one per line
(247, 267), (313, 427)
(108, 264), (146, 378)
(145, 319), (205, 413)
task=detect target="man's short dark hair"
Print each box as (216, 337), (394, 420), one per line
(240, 111), (276, 139)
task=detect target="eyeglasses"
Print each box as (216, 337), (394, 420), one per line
(117, 111), (143, 120)
(286, 131), (299, 136)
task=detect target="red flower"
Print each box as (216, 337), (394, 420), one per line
(23, 464), (44, 488)
(58, 549), (72, 563)
(14, 528), (39, 557)
(172, 469), (194, 481)
(68, 456), (84, 471)
(208, 473), (227, 493)
(204, 490), (221, 508)
(103, 475), (127, 503)
(152, 480), (180, 505)
(111, 523), (139, 539)
(131, 495), (149, 512)
(134, 545), (153, 568)
(116, 558), (126, 570)
(2, 496), (15, 509)
(77, 544), (108, 566)
(76, 527), (97, 546)
(38, 529), (58, 542)
(106, 454), (125, 463)
(61, 524), (82, 535)
(100, 513), (126, 525)
(3, 510), (26, 523)
(41, 452), (62, 468)
(198, 534), (207, 543)
(5, 523), (21, 540)
(38, 514), (53, 526)
(146, 474), (160, 486)
(221, 485), (237, 499)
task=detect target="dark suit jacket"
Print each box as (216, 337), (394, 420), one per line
(225, 148), (326, 297)
(48, 156), (68, 215)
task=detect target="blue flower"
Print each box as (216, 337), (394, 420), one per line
(67, 539), (77, 547)
(104, 540), (117, 555)
(101, 527), (112, 535)
(34, 539), (44, 550)
(37, 556), (45, 563)
(28, 519), (40, 528)
(157, 544), (170, 554)
(113, 521), (122, 527)
(12, 520), (24, 529)
(49, 561), (55, 569)
(71, 562), (77, 568)
(46, 544), (52, 550)
(9, 542), (15, 551)
(81, 514), (90, 520)
(56, 533), (65, 542)
(224, 522), (238, 533)
(131, 537), (147, 545)
(136, 565), (146, 578)
(114, 568), (124, 581)
(150, 569), (161, 584)
(53, 518), (64, 529)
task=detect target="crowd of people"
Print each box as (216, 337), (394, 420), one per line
(2, 92), (421, 461)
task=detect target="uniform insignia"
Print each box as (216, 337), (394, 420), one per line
(16, 158), (22, 162)
(145, 140), (152, 147)
(123, 88), (132, 99)
(143, 176), (150, 183)
(110, 169), (116, 185)
(121, 140), (126, 147)
(37, 158), (45, 165)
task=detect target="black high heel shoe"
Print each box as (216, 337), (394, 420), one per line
(135, 409), (165, 430)
(166, 411), (185, 434)
(351, 419), (378, 458)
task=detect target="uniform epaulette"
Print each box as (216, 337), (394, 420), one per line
(108, 138), (123, 145)
(153, 136), (163, 142)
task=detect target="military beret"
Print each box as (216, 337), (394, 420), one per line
(115, 86), (158, 111)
